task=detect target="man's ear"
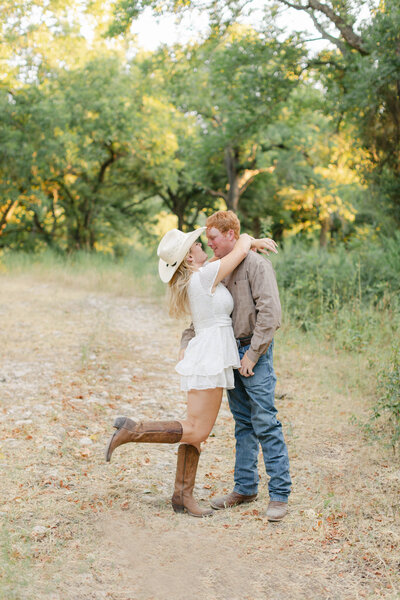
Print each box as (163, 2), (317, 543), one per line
(226, 229), (236, 241)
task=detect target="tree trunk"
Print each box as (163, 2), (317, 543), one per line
(166, 189), (185, 231)
(319, 217), (330, 248)
(90, 228), (96, 250)
(177, 211), (185, 231)
(224, 146), (240, 212)
(252, 216), (261, 238)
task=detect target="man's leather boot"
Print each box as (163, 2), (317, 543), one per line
(105, 417), (183, 462)
(171, 444), (213, 518)
(210, 490), (258, 510)
(266, 500), (288, 522)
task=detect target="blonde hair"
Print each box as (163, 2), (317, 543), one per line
(168, 257), (194, 319)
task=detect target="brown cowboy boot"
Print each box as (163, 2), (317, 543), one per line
(210, 490), (258, 510)
(266, 500), (288, 522)
(171, 444), (213, 518)
(105, 417), (183, 462)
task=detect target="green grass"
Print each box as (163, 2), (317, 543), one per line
(0, 247), (165, 298)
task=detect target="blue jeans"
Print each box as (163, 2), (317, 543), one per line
(227, 341), (291, 502)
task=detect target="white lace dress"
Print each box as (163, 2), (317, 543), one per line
(175, 260), (241, 391)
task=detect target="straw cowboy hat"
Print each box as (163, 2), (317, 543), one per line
(157, 227), (206, 283)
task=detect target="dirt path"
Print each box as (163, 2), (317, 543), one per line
(0, 274), (398, 599)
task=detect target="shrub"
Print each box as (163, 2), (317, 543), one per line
(273, 236), (400, 349)
(370, 347), (400, 453)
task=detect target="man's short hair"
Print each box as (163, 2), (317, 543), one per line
(206, 210), (240, 240)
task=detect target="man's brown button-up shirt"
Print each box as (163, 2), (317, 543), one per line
(180, 252), (281, 364)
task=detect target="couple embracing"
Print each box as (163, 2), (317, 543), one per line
(105, 210), (291, 522)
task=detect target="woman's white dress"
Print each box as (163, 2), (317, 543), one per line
(175, 260), (241, 391)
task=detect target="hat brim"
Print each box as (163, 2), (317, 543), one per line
(158, 227), (206, 283)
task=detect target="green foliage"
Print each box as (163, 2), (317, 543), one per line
(306, 0), (400, 228)
(275, 235), (400, 341)
(363, 346), (400, 453)
(0, 0), (103, 85)
(1, 0), (399, 254)
(107, 0), (145, 37)
(375, 347), (400, 450)
(143, 26), (307, 218)
(273, 234), (400, 453)
(107, 0), (400, 234)
(0, 57), (191, 251)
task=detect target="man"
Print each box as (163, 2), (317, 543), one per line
(180, 210), (291, 521)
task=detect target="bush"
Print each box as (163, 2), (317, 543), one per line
(273, 236), (400, 349)
(369, 347), (400, 453)
(275, 235), (400, 315)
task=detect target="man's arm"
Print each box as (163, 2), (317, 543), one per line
(246, 257), (281, 365)
(179, 322), (195, 359)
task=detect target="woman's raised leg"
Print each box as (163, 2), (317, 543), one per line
(104, 387), (223, 517)
(105, 388), (222, 462)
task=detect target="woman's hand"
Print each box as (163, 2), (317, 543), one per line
(239, 233), (253, 251)
(251, 237), (278, 255)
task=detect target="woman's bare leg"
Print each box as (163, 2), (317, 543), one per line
(171, 387), (223, 517)
(105, 388), (222, 462)
(179, 387), (223, 448)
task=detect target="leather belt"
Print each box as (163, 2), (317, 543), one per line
(237, 336), (252, 348)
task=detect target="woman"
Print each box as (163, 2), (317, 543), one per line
(105, 227), (272, 517)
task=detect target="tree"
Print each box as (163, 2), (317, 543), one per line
(144, 26), (304, 218)
(120, 67), (221, 230)
(109, 0), (400, 232)
(275, 0), (400, 228)
(0, 0), (108, 86)
(0, 57), (193, 250)
(233, 85), (363, 245)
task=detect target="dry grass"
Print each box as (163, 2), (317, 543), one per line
(0, 269), (399, 600)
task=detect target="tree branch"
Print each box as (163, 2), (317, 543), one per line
(278, 0), (308, 9)
(159, 193), (174, 212)
(278, 0), (369, 56)
(205, 188), (228, 201)
(306, 57), (345, 71)
(32, 209), (46, 234)
(238, 167), (275, 196)
(49, 193), (58, 236)
(119, 195), (156, 213)
(307, 9), (346, 53)
(308, 0), (368, 55)
(48, 179), (73, 201)
(94, 143), (119, 192)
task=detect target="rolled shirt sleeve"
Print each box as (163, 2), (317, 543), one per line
(224, 252), (281, 364)
(180, 322), (195, 349)
(246, 257), (281, 363)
